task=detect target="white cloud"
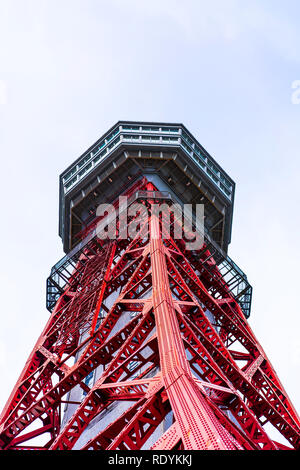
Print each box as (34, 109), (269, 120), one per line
(112, 0), (300, 62)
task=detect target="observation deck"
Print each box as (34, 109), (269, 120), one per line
(59, 121), (235, 254)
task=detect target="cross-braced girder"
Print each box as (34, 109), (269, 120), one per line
(0, 183), (299, 451)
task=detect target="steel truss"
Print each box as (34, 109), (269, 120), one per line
(0, 185), (299, 450)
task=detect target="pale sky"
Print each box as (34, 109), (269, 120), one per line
(0, 0), (299, 443)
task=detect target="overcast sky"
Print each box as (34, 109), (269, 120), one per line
(0, 0), (299, 444)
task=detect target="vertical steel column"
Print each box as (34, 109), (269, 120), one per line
(149, 210), (240, 450)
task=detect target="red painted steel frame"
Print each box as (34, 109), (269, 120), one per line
(0, 184), (299, 450)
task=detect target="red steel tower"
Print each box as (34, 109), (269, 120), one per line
(0, 121), (299, 451)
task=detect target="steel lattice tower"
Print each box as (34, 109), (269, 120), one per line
(0, 121), (299, 450)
